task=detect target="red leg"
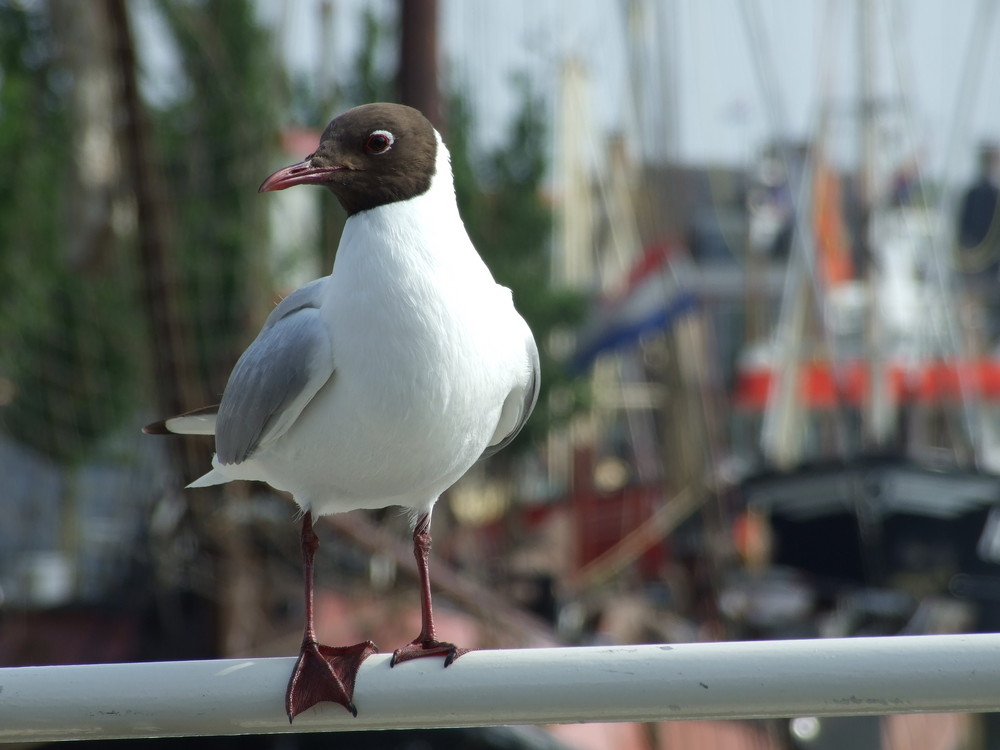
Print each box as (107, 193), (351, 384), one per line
(390, 513), (470, 667)
(285, 511), (378, 722)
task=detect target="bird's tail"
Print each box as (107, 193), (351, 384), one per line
(187, 468), (228, 488)
(143, 405), (219, 436)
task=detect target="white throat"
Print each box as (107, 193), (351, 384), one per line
(331, 130), (490, 283)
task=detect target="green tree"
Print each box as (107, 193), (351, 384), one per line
(0, 3), (139, 461)
(154, 0), (285, 393)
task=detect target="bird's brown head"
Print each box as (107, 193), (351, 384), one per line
(259, 103), (439, 216)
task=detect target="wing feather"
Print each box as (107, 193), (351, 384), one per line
(215, 279), (334, 465)
(143, 404), (218, 436)
(481, 330), (540, 460)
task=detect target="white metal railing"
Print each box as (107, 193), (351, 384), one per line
(3, 634), (1000, 742)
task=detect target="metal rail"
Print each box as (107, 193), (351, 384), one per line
(3, 634), (1000, 743)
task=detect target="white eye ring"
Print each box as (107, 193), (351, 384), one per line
(365, 130), (395, 154)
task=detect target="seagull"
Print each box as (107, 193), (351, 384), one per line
(145, 103), (539, 721)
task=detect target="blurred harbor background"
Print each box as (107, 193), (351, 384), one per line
(3, 1), (1000, 748)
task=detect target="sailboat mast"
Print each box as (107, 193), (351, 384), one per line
(858, 0), (893, 449)
(858, 0), (877, 244)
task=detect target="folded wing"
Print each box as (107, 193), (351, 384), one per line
(481, 329), (540, 460)
(215, 278), (334, 465)
(144, 278), (335, 469)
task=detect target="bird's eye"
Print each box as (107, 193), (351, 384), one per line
(365, 130), (394, 154)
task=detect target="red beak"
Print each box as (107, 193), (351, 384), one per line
(258, 159), (346, 193)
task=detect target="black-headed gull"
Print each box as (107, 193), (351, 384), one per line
(146, 103), (539, 721)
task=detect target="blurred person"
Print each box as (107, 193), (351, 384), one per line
(957, 144), (1000, 346)
(958, 144), (1000, 255)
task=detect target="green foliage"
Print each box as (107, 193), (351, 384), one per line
(0, 0), (286, 461)
(154, 0), (284, 391)
(349, 6), (397, 106)
(0, 1), (583, 464)
(288, 5), (395, 125)
(0, 4), (138, 462)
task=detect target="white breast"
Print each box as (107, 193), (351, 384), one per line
(248, 145), (526, 516)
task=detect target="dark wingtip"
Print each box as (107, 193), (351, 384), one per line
(142, 404), (220, 436)
(142, 419), (170, 435)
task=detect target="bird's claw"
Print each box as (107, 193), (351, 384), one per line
(285, 639), (378, 722)
(390, 638), (470, 667)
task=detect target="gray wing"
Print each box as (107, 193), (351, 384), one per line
(480, 331), (540, 460)
(216, 278), (334, 465)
